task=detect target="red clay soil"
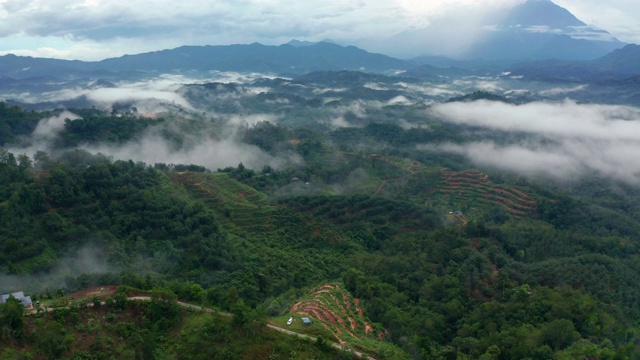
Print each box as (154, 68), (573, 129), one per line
(492, 201), (528, 215)
(444, 181), (468, 187)
(343, 293), (354, 310)
(364, 322), (374, 334)
(292, 291), (370, 343)
(339, 304), (348, 315)
(296, 304), (336, 325)
(349, 317), (358, 330)
(440, 170), (539, 216)
(488, 193), (533, 210)
(290, 301), (303, 312)
(496, 186), (533, 199)
(335, 314), (348, 329)
(69, 286), (117, 300)
(490, 187), (536, 203)
(309, 309), (327, 323)
(320, 322), (347, 345)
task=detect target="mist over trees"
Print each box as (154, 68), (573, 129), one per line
(2, 51), (640, 358)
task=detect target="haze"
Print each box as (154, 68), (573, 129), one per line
(1, 0), (639, 60)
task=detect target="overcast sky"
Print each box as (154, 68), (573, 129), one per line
(0, 0), (638, 60)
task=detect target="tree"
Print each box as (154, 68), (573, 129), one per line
(113, 291), (129, 310)
(0, 297), (24, 340)
(540, 319), (580, 350)
(34, 321), (74, 359)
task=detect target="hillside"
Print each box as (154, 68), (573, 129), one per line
(509, 44), (640, 83)
(0, 287), (350, 359)
(2, 95), (640, 360)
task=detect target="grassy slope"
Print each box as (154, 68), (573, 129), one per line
(282, 283), (406, 359)
(167, 172), (407, 358)
(0, 302), (349, 360)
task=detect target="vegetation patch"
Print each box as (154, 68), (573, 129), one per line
(288, 283), (405, 358)
(438, 169), (539, 216)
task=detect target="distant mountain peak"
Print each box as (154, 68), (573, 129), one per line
(285, 39), (340, 47)
(455, 0), (625, 60)
(504, 0), (585, 29)
(286, 39), (318, 47)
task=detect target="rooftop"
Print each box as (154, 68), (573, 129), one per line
(1, 291), (33, 308)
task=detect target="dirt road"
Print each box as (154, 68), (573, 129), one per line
(128, 296), (376, 360)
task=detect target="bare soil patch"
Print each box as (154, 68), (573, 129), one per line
(69, 286), (117, 300)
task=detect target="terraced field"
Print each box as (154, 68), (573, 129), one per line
(438, 170), (538, 216)
(361, 156), (538, 218)
(168, 172), (275, 234)
(288, 284), (403, 357)
(168, 172), (345, 245)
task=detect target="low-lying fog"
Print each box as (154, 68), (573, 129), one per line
(4, 71), (640, 187)
(426, 100), (640, 185)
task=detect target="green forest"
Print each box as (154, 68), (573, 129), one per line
(2, 100), (640, 360)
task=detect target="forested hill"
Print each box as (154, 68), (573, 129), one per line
(0, 42), (408, 81)
(2, 101), (640, 359)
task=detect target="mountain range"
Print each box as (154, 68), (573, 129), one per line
(509, 44), (640, 82)
(380, 0), (625, 60)
(2, 40), (639, 85)
(0, 42), (407, 82)
(0, 0), (638, 102)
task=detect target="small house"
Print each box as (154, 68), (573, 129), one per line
(301, 317), (312, 326)
(0, 291), (33, 309)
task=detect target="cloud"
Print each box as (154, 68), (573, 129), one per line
(431, 100), (640, 140)
(424, 100), (640, 184)
(554, 0), (640, 43)
(0, 243), (115, 294)
(396, 82), (463, 98)
(35, 75), (197, 112)
(539, 84), (588, 96)
(227, 114), (280, 126)
(31, 110), (81, 141)
(387, 95), (413, 106)
(3, 1), (638, 61)
(327, 117), (353, 129)
(0, 0), (406, 60)
(7, 73), (303, 172)
(10, 72), (277, 114)
(8, 110), (81, 156)
(422, 141), (583, 180)
(82, 134), (302, 171)
(452, 78), (505, 92)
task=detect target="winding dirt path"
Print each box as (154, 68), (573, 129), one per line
(135, 297), (376, 359)
(35, 296), (376, 360)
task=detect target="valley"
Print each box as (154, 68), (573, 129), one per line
(1, 1), (640, 359)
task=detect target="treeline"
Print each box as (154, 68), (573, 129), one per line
(0, 149), (231, 278)
(0, 102), (48, 145)
(0, 102), (163, 148)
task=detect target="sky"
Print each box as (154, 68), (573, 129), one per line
(0, 0), (638, 60)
